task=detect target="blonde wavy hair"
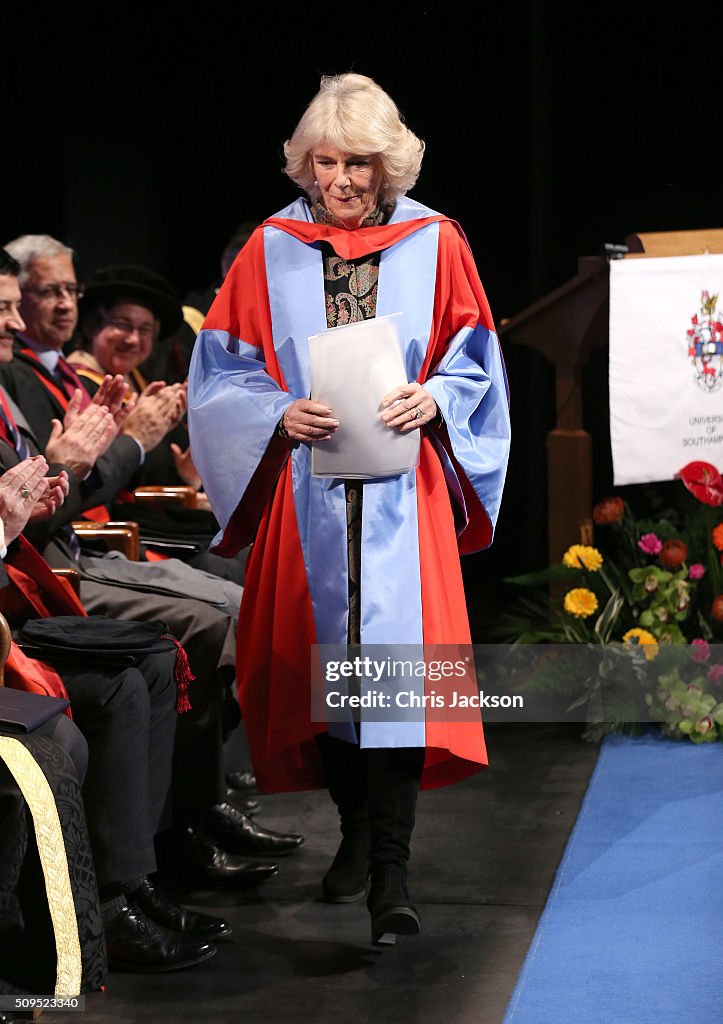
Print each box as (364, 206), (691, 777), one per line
(283, 73), (425, 205)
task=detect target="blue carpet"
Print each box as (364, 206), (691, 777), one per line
(503, 732), (723, 1024)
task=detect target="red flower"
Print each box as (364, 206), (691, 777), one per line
(658, 539), (687, 569)
(712, 596), (723, 622)
(592, 496), (625, 525)
(675, 461), (723, 507)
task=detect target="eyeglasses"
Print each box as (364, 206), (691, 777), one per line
(105, 316), (155, 341)
(22, 283), (84, 302)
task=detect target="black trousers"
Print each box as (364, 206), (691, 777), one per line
(34, 713), (88, 785)
(79, 578), (236, 825)
(58, 651), (177, 887)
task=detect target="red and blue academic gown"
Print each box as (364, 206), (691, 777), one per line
(188, 197), (511, 793)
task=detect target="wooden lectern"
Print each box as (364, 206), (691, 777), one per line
(500, 228), (723, 565)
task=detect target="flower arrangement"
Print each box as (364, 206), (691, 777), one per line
(499, 460), (723, 742)
(647, 642), (723, 742)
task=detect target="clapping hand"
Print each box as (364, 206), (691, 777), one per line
(90, 374), (129, 420)
(169, 442), (202, 490)
(122, 382), (188, 453)
(46, 402), (118, 480)
(27, 470), (70, 523)
(0, 457), (54, 543)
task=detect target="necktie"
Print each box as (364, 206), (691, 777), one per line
(0, 396), (29, 460)
(54, 357), (91, 411)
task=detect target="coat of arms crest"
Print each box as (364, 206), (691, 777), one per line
(688, 290), (723, 392)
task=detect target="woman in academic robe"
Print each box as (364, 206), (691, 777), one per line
(188, 72), (511, 944)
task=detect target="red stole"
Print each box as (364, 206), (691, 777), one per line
(0, 536), (87, 621)
(20, 348), (91, 412)
(5, 642), (72, 707)
(0, 536), (86, 713)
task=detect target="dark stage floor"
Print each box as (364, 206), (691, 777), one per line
(46, 724), (599, 1024)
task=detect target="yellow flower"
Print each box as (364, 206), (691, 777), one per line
(562, 544), (604, 572)
(564, 588), (599, 618)
(622, 627), (658, 661)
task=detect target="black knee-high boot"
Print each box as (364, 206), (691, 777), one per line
(366, 747), (425, 945)
(316, 734), (370, 902)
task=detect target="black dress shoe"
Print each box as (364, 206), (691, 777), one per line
(168, 828), (280, 890)
(129, 876), (231, 940)
(224, 787), (261, 815)
(226, 770), (257, 792)
(104, 900), (216, 972)
(200, 802), (304, 856)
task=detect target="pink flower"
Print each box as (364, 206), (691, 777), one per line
(638, 533), (662, 555)
(689, 564), (706, 579)
(695, 716), (714, 735)
(707, 664), (723, 685)
(691, 638), (711, 662)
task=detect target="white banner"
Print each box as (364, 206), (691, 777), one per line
(609, 253), (723, 485)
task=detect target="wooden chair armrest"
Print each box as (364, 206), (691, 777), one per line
(51, 568), (82, 596)
(72, 521), (141, 561)
(0, 611), (11, 686)
(133, 486), (197, 510)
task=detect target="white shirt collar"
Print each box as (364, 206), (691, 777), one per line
(17, 335), (61, 373)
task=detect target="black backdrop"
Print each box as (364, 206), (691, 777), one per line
(5, 2), (722, 635)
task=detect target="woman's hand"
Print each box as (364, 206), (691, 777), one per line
(281, 399), (339, 442)
(380, 383), (438, 432)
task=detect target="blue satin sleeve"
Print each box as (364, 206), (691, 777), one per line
(423, 323), (511, 545)
(187, 328), (295, 538)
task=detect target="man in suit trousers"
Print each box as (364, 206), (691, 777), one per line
(0, 456), (223, 972)
(0, 243), (302, 880)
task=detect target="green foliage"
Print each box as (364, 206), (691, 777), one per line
(497, 484), (723, 743)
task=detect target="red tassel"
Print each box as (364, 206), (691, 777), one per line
(162, 634), (195, 713)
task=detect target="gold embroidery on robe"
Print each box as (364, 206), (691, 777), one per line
(0, 737), (82, 996)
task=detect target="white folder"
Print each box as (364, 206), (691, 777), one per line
(308, 313), (420, 479)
